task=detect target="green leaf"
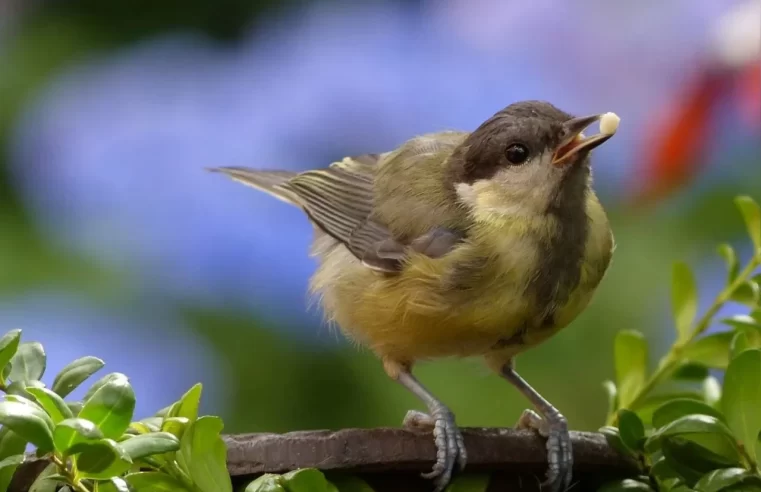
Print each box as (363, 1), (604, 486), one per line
(0, 330), (21, 383)
(730, 281), (760, 307)
(161, 416), (189, 439)
(179, 416), (231, 492)
(673, 363), (710, 381)
(79, 373), (135, 439)
(682, 332), (734, 369)
(53, 417), (104, 455)
(723, 315), (761, 331)
(703, 377), (722, 408)
(170, 383), (202, 423)
(0, 400), (54, 451)
(717, 244), (739, 282)
(245, 474), (287, 492)
(618, 409), (645, 452)
(0, 427), (27, 460)
(125, 471), (192, 491)
(83, 373), (124, 401)
(652, 399), (727, 429)
(599, 426), (634, 457)
(51, 356), (105, 398)
(661, 438), (736, 487)
(694, 467), (761, 492)
(597, 479), (654, 491)
(646, 415), (741, 464)
(730, 331), (752, 360)
(281, 469), (332, 492)
(0, 454), (24, 492)
(138, 417), (162, 432)
(632, 392), (704, 426)
(603, 380), (618, 417)
(96, 477), (131, 492)
(443, 474), (491, 492)
(67, 401), (83, 416)
(650, 457), (680, 481)
(8, 342), (46, 383)
(75, 438), (132, 479)
(26, 387), (74, 424)
(325, 475), (375, 492)
(721, 348), (761, 462)
(672, 262), (698, 342)
(735, 196), (761, 252)
(28, 463), (60, 492)
(120, 432), (180, 460)
(615, 330), (648, 409)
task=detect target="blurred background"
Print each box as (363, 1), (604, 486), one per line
(0, 0), (759, 433)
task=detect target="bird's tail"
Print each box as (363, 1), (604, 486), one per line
(209, 167), (302, 206)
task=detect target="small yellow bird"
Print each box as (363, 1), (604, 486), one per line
(212, 101), (617, 492)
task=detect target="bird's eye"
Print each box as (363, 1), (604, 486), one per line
(505, 144), (529, 164)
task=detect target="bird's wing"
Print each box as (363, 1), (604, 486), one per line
(213, 147), (466, 274)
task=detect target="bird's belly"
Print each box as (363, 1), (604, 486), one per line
(312, 250), (534, 360)
(311, 233), (605, 362)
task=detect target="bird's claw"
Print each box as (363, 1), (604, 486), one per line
(515, 409), (573, 492)
(403, 408), (467, 492)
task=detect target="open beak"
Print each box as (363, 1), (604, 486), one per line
(552, 114), (615, 166)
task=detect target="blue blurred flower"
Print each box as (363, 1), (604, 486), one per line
(0, 291), (229, 419)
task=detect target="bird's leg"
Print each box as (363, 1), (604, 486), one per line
(384, 359), (467, 492)
(498, 359), (573, 492)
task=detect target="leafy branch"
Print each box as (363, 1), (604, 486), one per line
(600, 195), (761, 492)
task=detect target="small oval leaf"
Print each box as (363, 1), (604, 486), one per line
(652, 399), (727, 429)
(615, 330), (648, 409)
(682, 332), (734, 369)
(717, 244), (739, 282)
(79, 373), (135, 439)
(0, 454), (24, 492)
(53, 417), (104, 455)
(735, 195), (761, 252)
(672, 262), (698, 342)
(617, 409), (645, 452)
(179, 416), (232, 492)
(28, 463), (60, 492)
(245, 474), (287, 492)
(0, 400), (54, 452)
(172, 383), (202, 423)
(26, 387), (73, 424)
(51, 356), (105, 398)
(120, 432), (180, 461)
(730, 331), (753, 360)
(694, 467), (761, 492)
(8, 342), (46, 383)
(282, 469), (332, 492)
(161, 416), (189, 440)
(75, 438), (132, 479)
(0, 330), (22, 384)
(721, 349), (761, 462)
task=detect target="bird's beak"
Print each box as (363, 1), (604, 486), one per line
(552, 114), (616, 166)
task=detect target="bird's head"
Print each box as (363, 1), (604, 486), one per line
(449, 100), (619, 220)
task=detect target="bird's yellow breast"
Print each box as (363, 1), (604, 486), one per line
(310, 196), (613, 363)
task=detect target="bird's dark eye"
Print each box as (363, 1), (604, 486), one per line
(505, 143), (529, 164)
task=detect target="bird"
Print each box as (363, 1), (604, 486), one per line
(211, 100), (618, 492)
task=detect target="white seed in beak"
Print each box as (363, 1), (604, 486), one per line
(599, 112), (620, 135)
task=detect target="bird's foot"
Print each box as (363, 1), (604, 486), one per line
(515, 409), (573, 492)
(402, 408), (467, 492)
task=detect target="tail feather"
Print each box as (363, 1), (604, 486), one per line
(209, 167), (301, 206)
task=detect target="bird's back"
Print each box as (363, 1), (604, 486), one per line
(372, 132), (471, 240)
